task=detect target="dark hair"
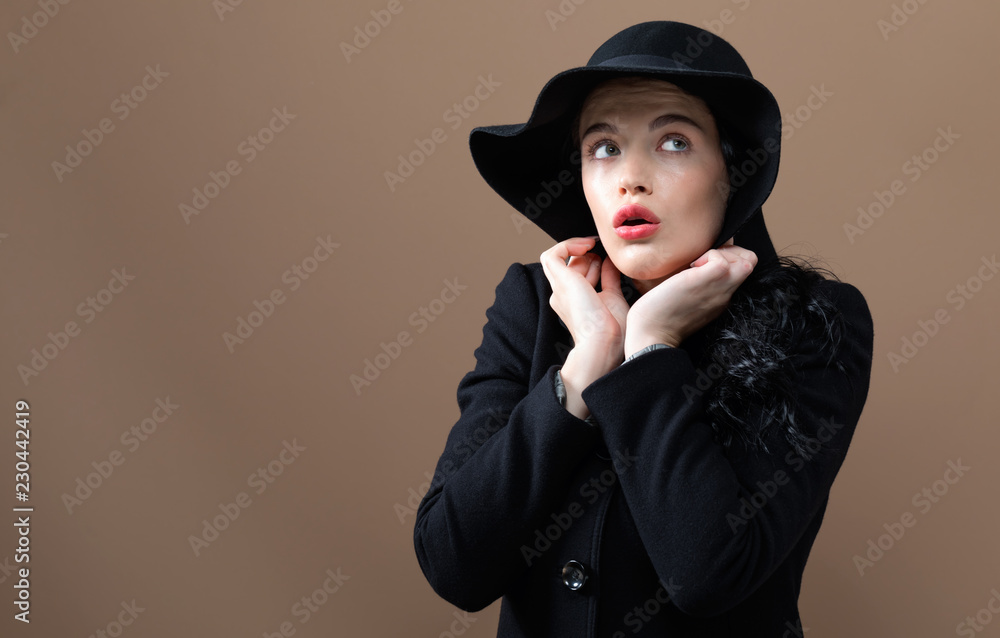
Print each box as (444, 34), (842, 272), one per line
(566, 79), (846, 459)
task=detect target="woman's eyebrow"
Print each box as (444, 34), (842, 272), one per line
(649, 113), (703, 133)
(580, 113), (704, 140)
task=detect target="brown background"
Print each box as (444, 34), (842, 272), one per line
(1, 0), (998, 636)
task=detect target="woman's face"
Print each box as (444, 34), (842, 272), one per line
(577, 78), (729, 286)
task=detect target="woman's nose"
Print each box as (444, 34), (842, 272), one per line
(617, 154), (652, 196)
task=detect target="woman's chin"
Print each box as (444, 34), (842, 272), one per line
(610, 256), (682, 283)
(606, 241), (707, 284)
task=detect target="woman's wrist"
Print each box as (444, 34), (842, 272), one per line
(564, 343), (621, 381)
(560, 346), (620, 420)
(559, 365), (589, 420)
(554, 369), (598, 426)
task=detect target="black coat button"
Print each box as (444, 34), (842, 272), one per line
(561, 560), (588, 590)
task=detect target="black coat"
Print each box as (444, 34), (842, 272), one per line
(414, 260), (874, 637)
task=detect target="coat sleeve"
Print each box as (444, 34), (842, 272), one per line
(580, 280), (875, 617)
(413, 262), (600, 611)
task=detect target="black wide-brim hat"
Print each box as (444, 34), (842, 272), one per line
(469, 20), (782, 262)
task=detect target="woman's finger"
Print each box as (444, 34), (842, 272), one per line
(690, 247), (721, 268)
(540, 237), (600, 282)
(716, 244), (757, 263)
(541, 237), (598, 266)
(599, 256), (622, 296)
(567, 252), (595, 275)
(713, 247), (757, 280)
(567, 254), (601, 289)
(692, 244), (756, 268)
(584, 254), (601, 288)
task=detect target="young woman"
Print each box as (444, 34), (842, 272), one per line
(414, 21), (874, 637)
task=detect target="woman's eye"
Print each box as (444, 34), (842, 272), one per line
(662, 137), (688, 152)
(594, 143), (619, 159)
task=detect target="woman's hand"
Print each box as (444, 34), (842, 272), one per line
(539, 237), (628, 352)
(539, 237), (628, 419)
(624, 239), (757, 357)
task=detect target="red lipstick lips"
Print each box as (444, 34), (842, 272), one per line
(613, 204), (661, 240)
